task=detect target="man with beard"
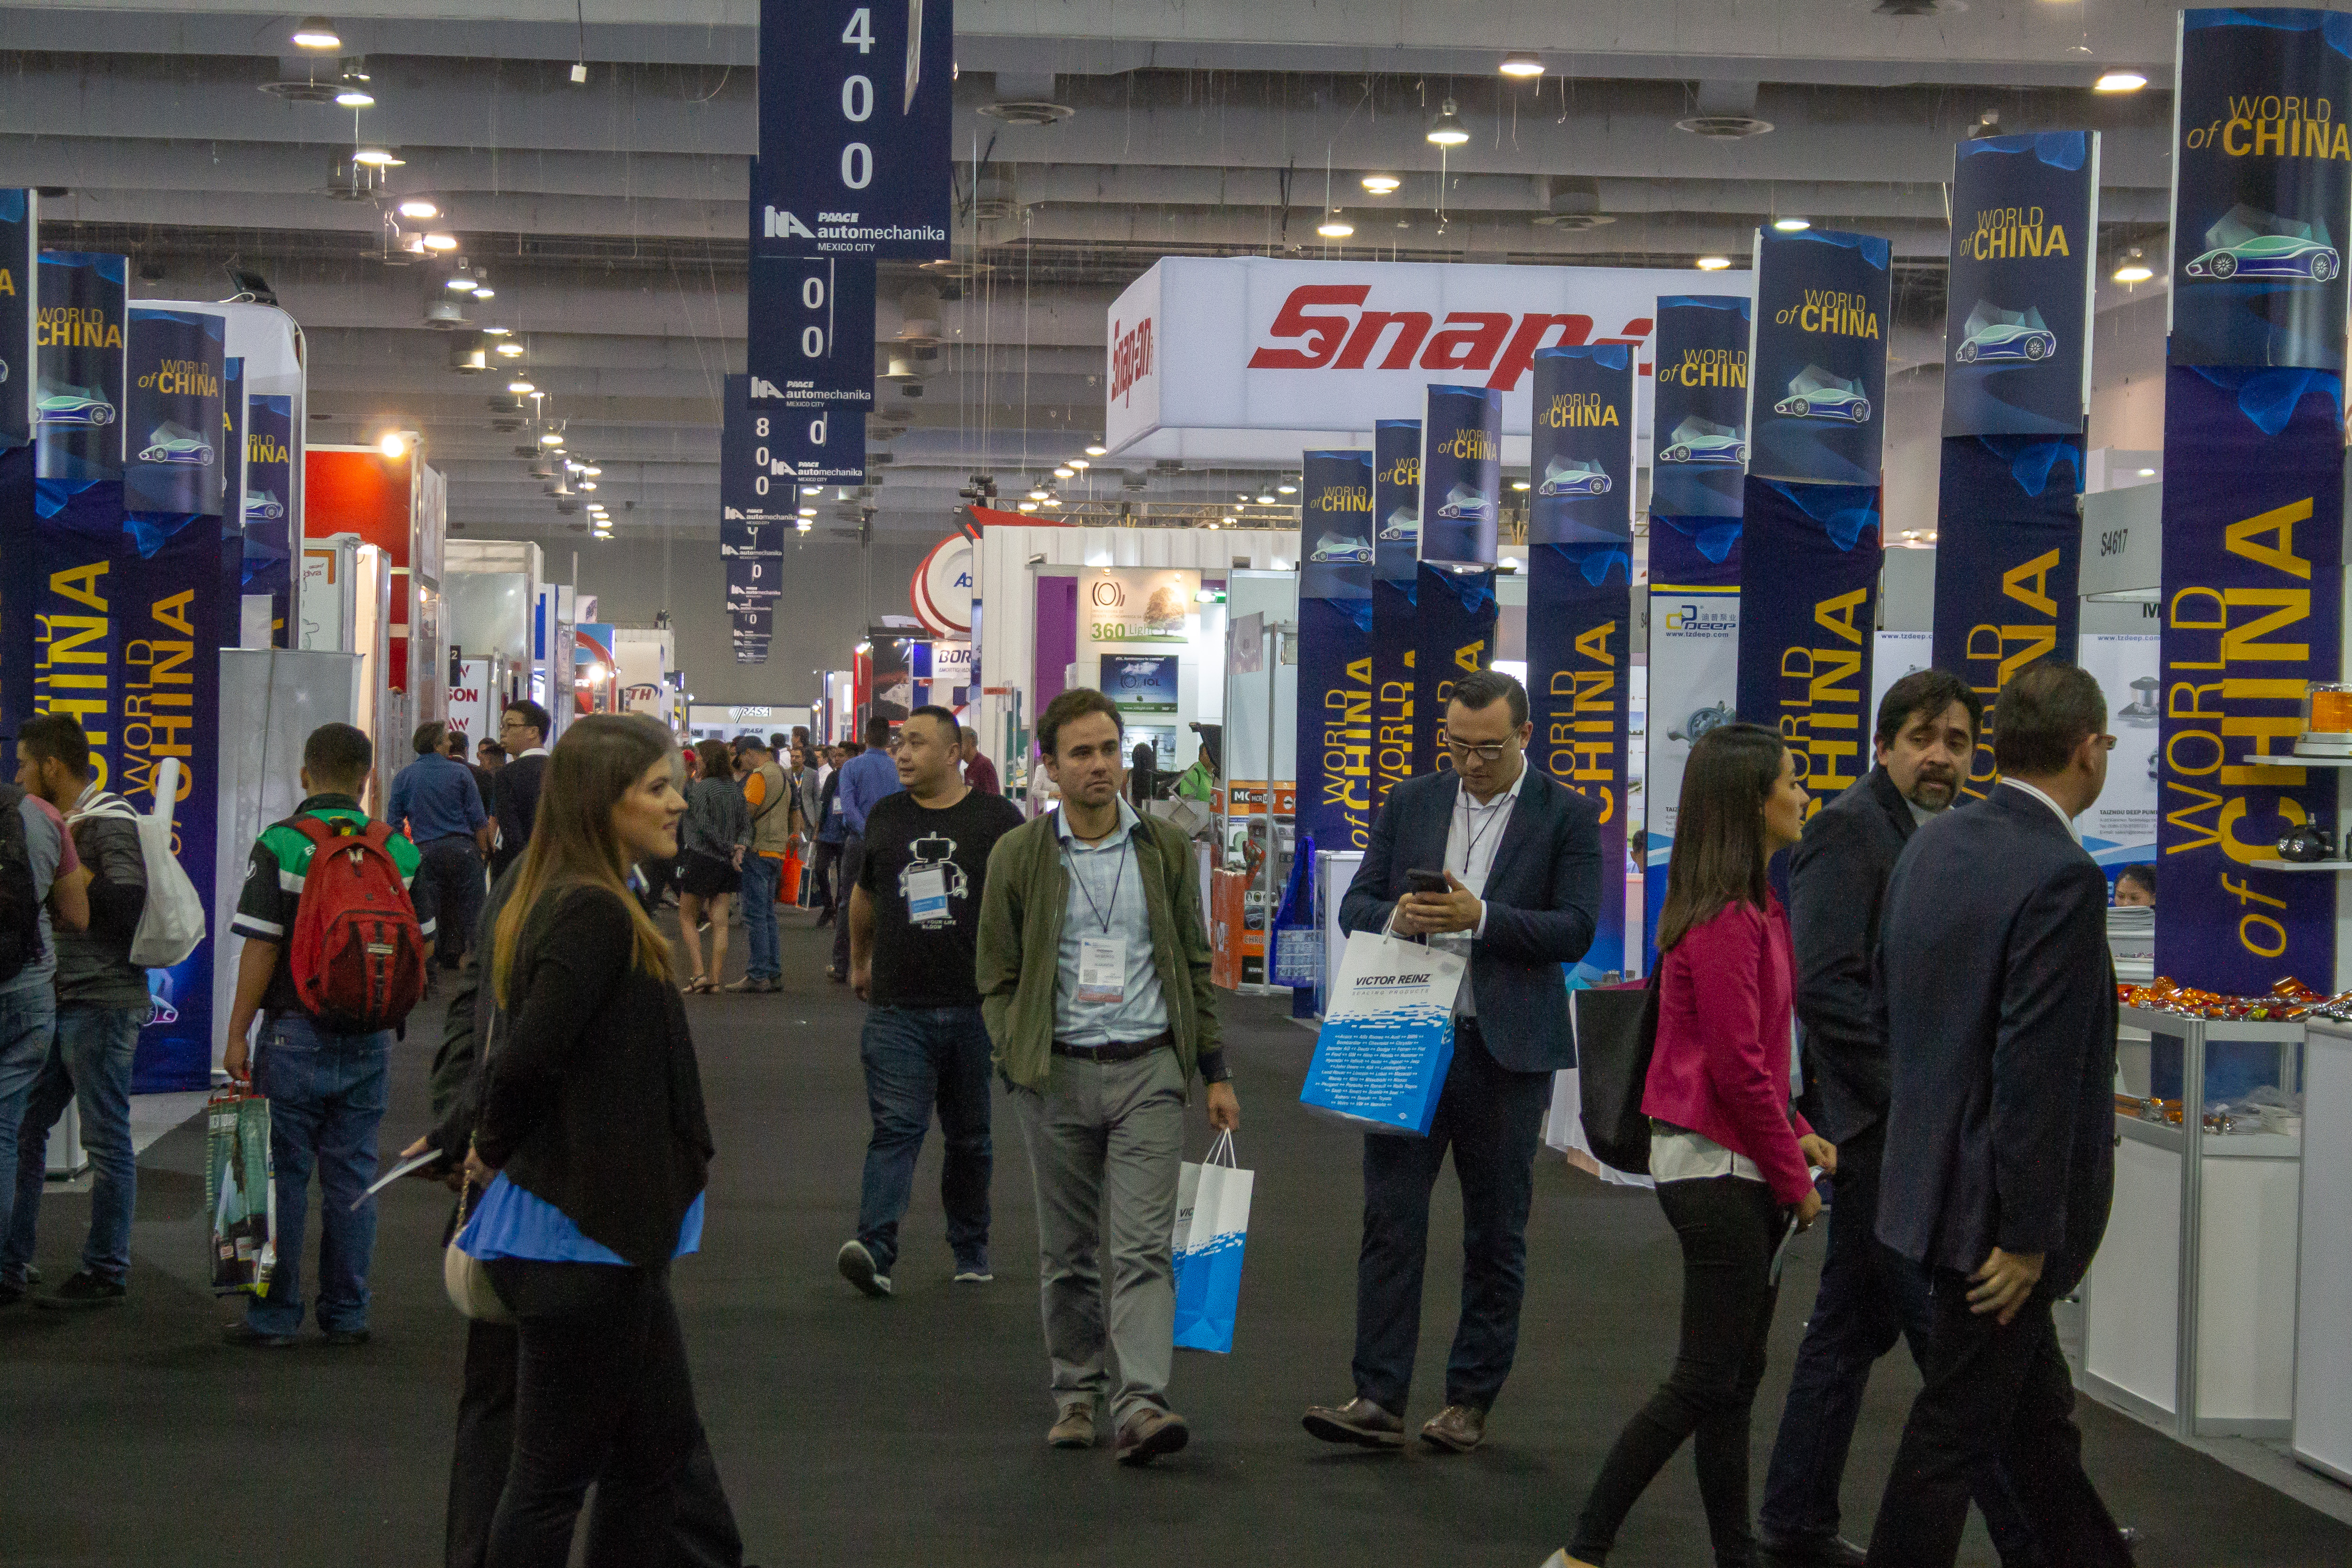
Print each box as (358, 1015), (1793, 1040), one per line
(1755, 670), (2038, 1568)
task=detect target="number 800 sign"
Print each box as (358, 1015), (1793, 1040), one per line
(754, 0), (954, 261)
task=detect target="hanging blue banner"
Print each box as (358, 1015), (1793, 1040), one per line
(1372, 418), (1420, 816)
(0, 191), (30, 451)
(124, 308), (226, 518)
(721, 372), (861, 517)
(1945, 133), (2099, 437)
(1736, 478), (1882, 813)
(2158, 364), (2343, 991)
(1411, 564), (1496, 777)
(1529, 344), (1633, 548)
(726, 548), (783, 604)
(32, 477), (226, 1090)
(746, 246), (877, 409)
(1650, 295), (1750, 519)
(1748, 229), (1890, 486)
(1300, 449), (1375, 592)
(1299, 450), (1375, 854)
(753, 0), (953, 261)
(2169, 9), (2352, 373)
(1931, 434), (2084, 801)
(0, 445), (32, 735)
(1417, 384), (1501, 567)
(35, 251), (126, 484)
(1645, 517), (1743, 970)
(243, 393), (294, 645)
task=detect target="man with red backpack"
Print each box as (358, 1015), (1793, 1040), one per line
(222, 722), (434, 1348)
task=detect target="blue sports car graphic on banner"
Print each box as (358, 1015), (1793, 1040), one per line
(1529, 344), (1633, 550)
(1943, 131), (2097, 437)
(1417, 384), (1502, 567)
(125, 306), (226, 517)
(1300, 449), (1375, 597)
(1650, 295), (1750, 518)
(1748, 229), (1889, 486)
(36, 252), (126, 484)
(38, 385), (114, 426)
(2169, 9), (2352, 372)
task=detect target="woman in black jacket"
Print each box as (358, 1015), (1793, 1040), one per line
(453, 714), (728, 1568)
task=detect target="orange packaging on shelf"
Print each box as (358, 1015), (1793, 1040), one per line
(2310, 685), (2352, 734)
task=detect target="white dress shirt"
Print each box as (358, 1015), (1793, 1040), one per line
(2000, 777), (2081, 844)
(1429, 764), (1527, 1018)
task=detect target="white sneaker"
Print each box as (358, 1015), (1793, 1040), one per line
(837, 1240), (892, 1298)
(953, 1267), (994, 1283)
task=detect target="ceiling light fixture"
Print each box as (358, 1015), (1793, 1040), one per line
(1017, 501), (1038, 512)
(1029, 487), (1051, 501)
(507, 379), (534, 394)
(2113, 247), (2153, 284)
(494, 341), (524, 356)
(1360, 174), (1401, 194)
(445, 274), (477, 292)
(539, 431), (564, 445)
(1069, 458), (1089, 470)
(352, 146), (404, 168)
(583, 466), (601, 477)
(1277, 482), (1297, 494)
(470, 287), (494, 301)
(797, 506), (817, 518)
(334, 87), (374, 107)
(1318, 212), (1355, 238)
(1511, 479), (1532, 492)
(291, 16), (342, 49)
(1053, 465), (1074, 478)
(481, 325), (510, 336)
(397, 198), (439, 220)
(1084, 442), (1108, 456)
(1772, 216), (1812, 232)
(578, 481), (597, 491)
(2094, 70), (2148, 93)
(1695, 255), (1733, 271)
(377, 431), (408, 458)
(1499, 53), (1545, 78)
(1426, 99), (1470, 147)
(420, 231), (457, 250)
(1256, 493), (1277, 505)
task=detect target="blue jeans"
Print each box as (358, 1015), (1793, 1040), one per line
(740, 854), (781, 981)
(5, 1002), (143, 1285)
(855, 1004), (993, 1275)
(0, 982), (58, 1284)
(247, 1012), (391, 1335)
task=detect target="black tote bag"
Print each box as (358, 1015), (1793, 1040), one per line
(1573, 971), (1662, 1175)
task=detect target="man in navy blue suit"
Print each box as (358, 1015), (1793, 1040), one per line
(1866, 661), (2131, 1568)
(1305, 669), (1601, 1455)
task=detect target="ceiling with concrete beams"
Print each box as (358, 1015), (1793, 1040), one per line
(1, 0), (2185, 552)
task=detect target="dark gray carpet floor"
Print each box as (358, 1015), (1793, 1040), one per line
(4, 911), (2346, 1567)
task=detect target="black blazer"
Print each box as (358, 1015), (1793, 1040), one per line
(1876, 785), (2117, 1297)
(490, 753), (548, 878)
(1338, 766), (1602, 1074)
(1788, 765), (1918, 1145)
(475, 884), (715, 1266)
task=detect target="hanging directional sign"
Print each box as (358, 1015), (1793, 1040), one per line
(720, 372), (864, 523)
(747, 248), (876, 409)
(755, 0), (953, 260)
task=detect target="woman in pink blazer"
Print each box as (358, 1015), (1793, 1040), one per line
(1549, 723), (1838, 1568)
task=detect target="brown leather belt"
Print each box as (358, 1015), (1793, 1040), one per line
(1051, 1029), (1174, 1063)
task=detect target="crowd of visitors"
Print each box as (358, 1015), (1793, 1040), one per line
(0, 655), (2146, 1568)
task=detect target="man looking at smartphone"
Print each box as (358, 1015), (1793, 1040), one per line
(1306, 670), (1602, 1455)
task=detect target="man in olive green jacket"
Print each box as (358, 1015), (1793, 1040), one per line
(976, 689), (1239, 1468)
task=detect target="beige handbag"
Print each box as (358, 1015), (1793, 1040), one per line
(443, 1016), (515, 1324)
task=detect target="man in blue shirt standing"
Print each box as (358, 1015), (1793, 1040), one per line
(387, 722), (491, 973)
(828, 717), (903, 983)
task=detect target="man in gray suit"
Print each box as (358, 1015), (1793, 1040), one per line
(1865, 661), (2131, 1568)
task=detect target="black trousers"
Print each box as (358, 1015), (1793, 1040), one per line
(420, 837), (487, 970)
(445, 1318), (744, 1568)
(1571, 1175), (1783, 1567)
(810, 838), (844, 920)
(1351, 1023), (1552, 1414)
(828, 834), (864, 974)
(1760, 1123), (2039, 1558)
(1865, 1282), (2133, 1568)
(473, 1259), (738, 1568)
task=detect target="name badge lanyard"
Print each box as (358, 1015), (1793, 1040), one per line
(1065, 834), (1131, 936)
(1066, 835), (1132, 1006)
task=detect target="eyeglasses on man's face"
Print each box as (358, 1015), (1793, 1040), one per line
(1438, 732), (1513, 764)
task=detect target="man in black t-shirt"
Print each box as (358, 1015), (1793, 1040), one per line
(838, 705), (1025, 1299)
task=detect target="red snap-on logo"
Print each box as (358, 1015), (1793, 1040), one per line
(1245, 285), (1653, 389)
(1110, 315), (1155, 407)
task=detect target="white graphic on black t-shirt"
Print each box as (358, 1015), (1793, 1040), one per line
(898, 833), (969, 901)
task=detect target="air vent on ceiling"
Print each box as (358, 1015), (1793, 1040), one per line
(1676, 113), (1774, 139)
(492, 418), (524, 432)
(971, 168), (1022, 222)
(978, 99), (1073, 126)
(1874, 0), (1967, 12)
(1533, 176), (1615, 231)
(260, 75), (340, 103)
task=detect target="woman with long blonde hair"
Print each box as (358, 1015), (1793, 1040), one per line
(453, 714), (735, 1567)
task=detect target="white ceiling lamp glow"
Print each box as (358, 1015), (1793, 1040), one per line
(397, 198), (439, 220)
(539, 430), (564, 446)
(506, 379), (534, 394)
(377, 430), (409, 458)
(352, 146), (404, 168)
(1360, 174), (1401, 194)
(1068, 458), (1089, 470)
(470, 287), (493, 301)
(1317, 210), (1354, 238)
(1276, 481), (1297, 494)
(334, 86), (373, 107)
(582, 466), (601, 477)
(1053, 465), (1075, 478)
(1426, 99), (1470, 147)
(291, 16), (342, 49)
(2113, 247), (2154, 284)
(1695, 255), (1733, 271)
(1083, 442), (1107, 457)
(1772, 216), (1812, 232)
(420, 231), (457, 251)
(2095, 70), (2149, 93)
(494, 341), (524, 357)
(1498, 53), (1544, 79)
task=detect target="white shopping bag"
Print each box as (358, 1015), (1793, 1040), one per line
(1171, 1131), (1254, 1354)
(72, 757), (206, 970)
(1300, 927), (1466, 1135)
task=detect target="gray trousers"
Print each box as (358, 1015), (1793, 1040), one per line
(1009, 1047), (1186, 1428)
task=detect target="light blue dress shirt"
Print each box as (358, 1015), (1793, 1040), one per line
(1052, 799), (1170, 1046)
(836, 748), (902, 836)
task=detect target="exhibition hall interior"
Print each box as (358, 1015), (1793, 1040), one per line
(11, 1), (2352, 1564)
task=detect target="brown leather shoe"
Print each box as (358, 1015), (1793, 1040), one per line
(1047, 1403), (1096, 1449)
(1419, 1403), (1486, 1453)
(1301, 1396), (1406, 1449)
(1114, 1406), (1191, 1465)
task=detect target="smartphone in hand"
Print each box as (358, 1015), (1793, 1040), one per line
(1405, 868), (1448, 897)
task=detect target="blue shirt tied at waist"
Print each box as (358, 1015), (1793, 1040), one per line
(386, 750), (489, 846)
(456, 1170), (705, 1264)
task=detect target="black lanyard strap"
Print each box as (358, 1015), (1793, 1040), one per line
(1064, 833), (1131, 937)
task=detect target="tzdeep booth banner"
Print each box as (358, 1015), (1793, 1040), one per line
(1296, 449), (1375, 855)
(2158, 9), (2352, 991)
(1736, 481), (1883, 811)
(0, 190), (31, 450)
(1644, 295), (1749, 969)
(1933, 132), (2098, 797)
(35, 251), (126, 484)
(124, 307), (227, 519)
(1371, 418), (1420, 814)
(1528, 344), (1631, 981)
(27, 478), (227, 1090)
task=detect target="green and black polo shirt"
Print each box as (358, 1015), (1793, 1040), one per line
(229, 793), (436, 1017)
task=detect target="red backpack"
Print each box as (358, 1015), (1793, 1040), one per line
(287, 815), (428, 1033)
